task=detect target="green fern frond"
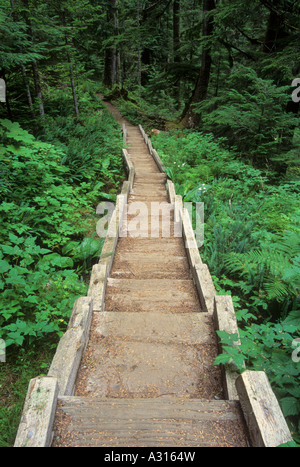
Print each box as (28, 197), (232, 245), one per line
(264, 279), (290, 301)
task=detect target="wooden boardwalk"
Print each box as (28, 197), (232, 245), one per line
(14, 100), (293, 448)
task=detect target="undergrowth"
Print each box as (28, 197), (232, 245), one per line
(0, 89), (124, 446)
(152, 129), (300, 444)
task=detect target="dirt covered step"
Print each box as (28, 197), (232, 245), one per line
(134, 173), (167, 184)
(74, 319), (222, 399)
(116, 236), (186, 256)
(92, 311), (215, 345)
(110, 252), (190, 279)
(104, 278), (201, 313)
(131, 185), (167, 197)
(53, 397), (248, 447)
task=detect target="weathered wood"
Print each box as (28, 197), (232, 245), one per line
(213, 295), (243, 400)
(14, 376), (58, 447)
(67, 296), (93, 343)
(166, 179), (176, 204)
(96, 311), (214, 345)
(48, 327), (85, 395)
(87, 264), (106, 312)
(122, 148), (135, 189)
(236, 371), (293, 447)
(121, 180), (130, 196)
(194, 263), (216, 314)
(105, 278), (201, 313)
(182, 207), (202, 269)
(151, 148), (166, 172)
(122, 123), (127, 143)
(147, 138), (154, 154)
(54, 397), (249, 447)
(138, 124), (146, 139)
(98, 192), (128, 277)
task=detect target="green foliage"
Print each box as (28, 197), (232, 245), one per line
(115, 89), (177, 133)
(40, 90), (124, 185)
(197, 65), (299, 168)
(0, 93), (123, 349)
(0, 234), (86, 347)
(0, 345), (55, 447)
(153, 130), (300, 321)
(152, 128), (300, 441)
(214, 313), (300, 442)
(0, 3), (43, 69)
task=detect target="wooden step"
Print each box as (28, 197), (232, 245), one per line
(53, 397), (249, 447)
(105, 278), (201, 313)
(75, 335), (221, 399)
(134, 173), (167, 182)
(93, 311), (214, 345)
(116, 237), (186, 255)
(131, 186), (167, 196)
(120, 217), (178, 239)
(129, 194), (169, 203)
(110, 252), (190, 279)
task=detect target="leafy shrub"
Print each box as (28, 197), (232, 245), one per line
(215, 310), (300, 443)
(0, 234), (86, 347)
(0, 94), (124, 349)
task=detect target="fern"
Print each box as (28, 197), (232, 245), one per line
(224, 243), (299, 305)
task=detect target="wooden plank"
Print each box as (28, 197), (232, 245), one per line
(213, 295), (244, 400)
(122, 148), (135, 189)
(87, 264), (106, 312)
(48, 327), (85, 395)
(151, 148), (166, 172)
(236, 370), (293, 447)
(182, 207), (202, 269)
(96, 311), (214, 345)
(53, 397), (249, 447)
(122, 123), (127, 143)
(194, 263), (216, 314)
(67, 296), (93, 343)
(14, 376), (58, 447)
(98, 192), (128, 277)
(166, 179), (176, 204)
(138, 124), (166, 172)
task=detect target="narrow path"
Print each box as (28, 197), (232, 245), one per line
(52, 102), (249, 447)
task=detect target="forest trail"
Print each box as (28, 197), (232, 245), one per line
(51, 100), (249, 447)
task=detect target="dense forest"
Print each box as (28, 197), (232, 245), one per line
(0, 0), (299, 446)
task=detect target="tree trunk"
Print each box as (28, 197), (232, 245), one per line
(263, 8), (286, 54)
(67, 47), (79, 118)
(103, 0), (118, 89)
(137, 0), (142, 97)
(21, 63), (36, 119)
(180, 0), (215, 128)
(262, 1), (298, 173)
(32, 61), (45, 117)
(21, 0), (45, 117)
(10, 0), (35, 118)
(60, 7), (79, 118)
(173, 0), (181, 108)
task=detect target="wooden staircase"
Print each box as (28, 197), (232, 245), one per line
(51, 116), (249, 447)
(14, 101), (293, 449)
